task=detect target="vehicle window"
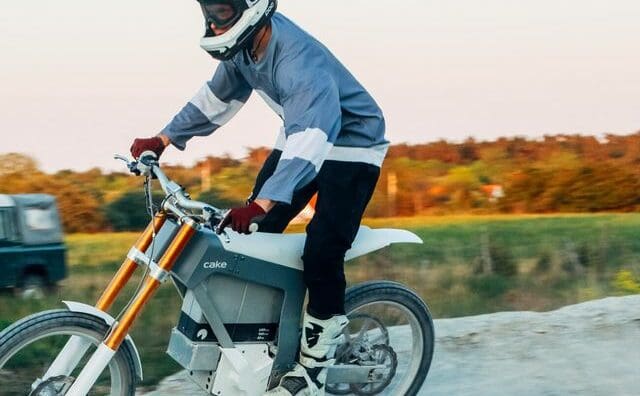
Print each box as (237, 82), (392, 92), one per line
(0, 209), (17, 241)
(24, 208), (57, 231)
(0, 211), (6, 240)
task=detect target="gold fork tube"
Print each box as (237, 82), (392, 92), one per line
(104, 220), (197, 350)
(96, 213), (167, 311)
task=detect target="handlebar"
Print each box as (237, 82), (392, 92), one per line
(115, 153), (225, 225)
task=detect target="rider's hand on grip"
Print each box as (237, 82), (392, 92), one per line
(217, 201), (265, 235)
(130, 136), (166, 159)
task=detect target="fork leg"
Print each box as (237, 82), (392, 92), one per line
(35, 336), (92, 390)
(96, 212), (167, 311)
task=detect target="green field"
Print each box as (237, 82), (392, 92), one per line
(1, 214), (639, 388)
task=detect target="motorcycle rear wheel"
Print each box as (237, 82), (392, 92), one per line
(327, 280), (435, 396)
(0, 309), (137, 396)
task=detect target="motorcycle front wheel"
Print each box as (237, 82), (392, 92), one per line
(327, 280), (435, 396)
(0, 309), (138, 396)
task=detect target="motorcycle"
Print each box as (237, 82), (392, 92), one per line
(0, 153), (434, 395)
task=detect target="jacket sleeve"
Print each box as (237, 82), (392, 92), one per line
(256, 76), (341, 204)
(162, 61), (252, 150)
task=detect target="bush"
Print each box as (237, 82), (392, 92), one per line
(535, 251), (553, 273)
(197, 188), (242, 209)
(613, 270), (640, 294)
(467, 274), (510, 298)
(577, 243), (592, 268)
(103, 191), (165, 231)
(490, 243), (518, 277)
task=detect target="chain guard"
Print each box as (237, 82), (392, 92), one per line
(349, 344), (398, 395)
(326, 313), (397, 395)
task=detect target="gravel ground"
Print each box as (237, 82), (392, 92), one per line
(139, 295), (640, 396)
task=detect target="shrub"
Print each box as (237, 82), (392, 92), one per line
(490, 243), (518, 277)
(197, 188), (242, 209)
(577, 243), (592, 268)
(535, 251), (553, 273)
(467, 274), (510, 298)
(613, 270), (640, 294)
(103, 191), (165, 231)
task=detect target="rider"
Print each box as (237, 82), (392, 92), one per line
(130, 1), (388, 394)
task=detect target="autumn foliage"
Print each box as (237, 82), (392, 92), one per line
(2, 132), (640, 232)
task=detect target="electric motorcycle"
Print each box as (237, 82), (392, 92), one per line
(0, 154), (434, 395)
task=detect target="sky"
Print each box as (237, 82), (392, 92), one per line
(1, 0), (639, 172)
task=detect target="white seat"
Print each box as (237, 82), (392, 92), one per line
(218, 226), (422, 270)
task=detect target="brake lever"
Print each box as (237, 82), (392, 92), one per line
(114, 154), (130, 164)
(114, 154), (141, 175)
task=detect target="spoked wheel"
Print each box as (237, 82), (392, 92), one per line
(0, 310), (138, 396)
(327, 281), (435, 396)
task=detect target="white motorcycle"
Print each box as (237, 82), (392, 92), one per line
(0, 154), (434, 395)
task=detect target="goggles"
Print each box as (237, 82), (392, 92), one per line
(201, 1), (244, 29)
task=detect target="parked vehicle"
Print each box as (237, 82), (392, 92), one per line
(0, 194), (66, 297)
(0, 155), (434, 395)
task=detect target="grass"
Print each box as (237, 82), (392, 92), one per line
(66, 233), (139, 267)
(348, 213), (640, 317)
(1, 213), (640, 388)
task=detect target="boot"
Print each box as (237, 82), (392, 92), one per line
(265, 312), (349, 395)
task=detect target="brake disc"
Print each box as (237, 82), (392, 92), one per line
(29, 375), (75, 396)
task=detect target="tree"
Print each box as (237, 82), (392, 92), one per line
(210, 164), (258, 204)
(442, 166), (481, 210)
(104, 191), (166, 231)
(0, 153), (39, 176)
(197, 188), (242, 209)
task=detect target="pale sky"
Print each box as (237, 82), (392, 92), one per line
(1, 0), (639, 172)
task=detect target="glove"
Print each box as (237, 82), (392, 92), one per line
(217, 201), (266, 234)
(130, 136), (166, 159)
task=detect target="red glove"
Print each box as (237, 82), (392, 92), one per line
(130, 136), (166, 159)
(218, 201), (266, 234)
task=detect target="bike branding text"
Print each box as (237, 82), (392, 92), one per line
(203, 260), (228, 269)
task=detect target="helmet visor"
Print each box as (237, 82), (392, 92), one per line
(201, 1), (243, 29)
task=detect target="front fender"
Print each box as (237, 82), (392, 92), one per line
(63, 301), (144, 381)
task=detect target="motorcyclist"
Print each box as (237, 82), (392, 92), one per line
(130, 1), (388, 394)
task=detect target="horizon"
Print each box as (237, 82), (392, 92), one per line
(5, 131), (640, 174)
(2, 0), (639, 172)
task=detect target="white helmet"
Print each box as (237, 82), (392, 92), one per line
(198, 0), (277, 61)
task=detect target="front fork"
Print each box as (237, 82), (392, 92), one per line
(44, 214), (198, 395)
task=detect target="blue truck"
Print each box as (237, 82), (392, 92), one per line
(0, 194), (66, 297)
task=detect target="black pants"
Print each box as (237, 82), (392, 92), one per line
(250, 150), (380, 319)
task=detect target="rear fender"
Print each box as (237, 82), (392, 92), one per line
(345, 227), (423, 261)
(62, 301), (143, 381)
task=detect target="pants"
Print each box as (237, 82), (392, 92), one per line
(250, 150), (380, 319)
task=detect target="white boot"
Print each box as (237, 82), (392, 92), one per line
(265, 313), (349, 396)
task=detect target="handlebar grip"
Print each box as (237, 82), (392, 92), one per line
(249, 223), (259, 233)
(139, 150), (158, 162)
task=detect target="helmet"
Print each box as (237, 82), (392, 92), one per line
(198, 0), (277, 61)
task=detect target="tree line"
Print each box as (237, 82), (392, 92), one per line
(2, 132), (640, 232)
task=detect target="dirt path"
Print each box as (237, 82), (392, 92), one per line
(140, 295), (640, 395)
(422, 295), (640, 396)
